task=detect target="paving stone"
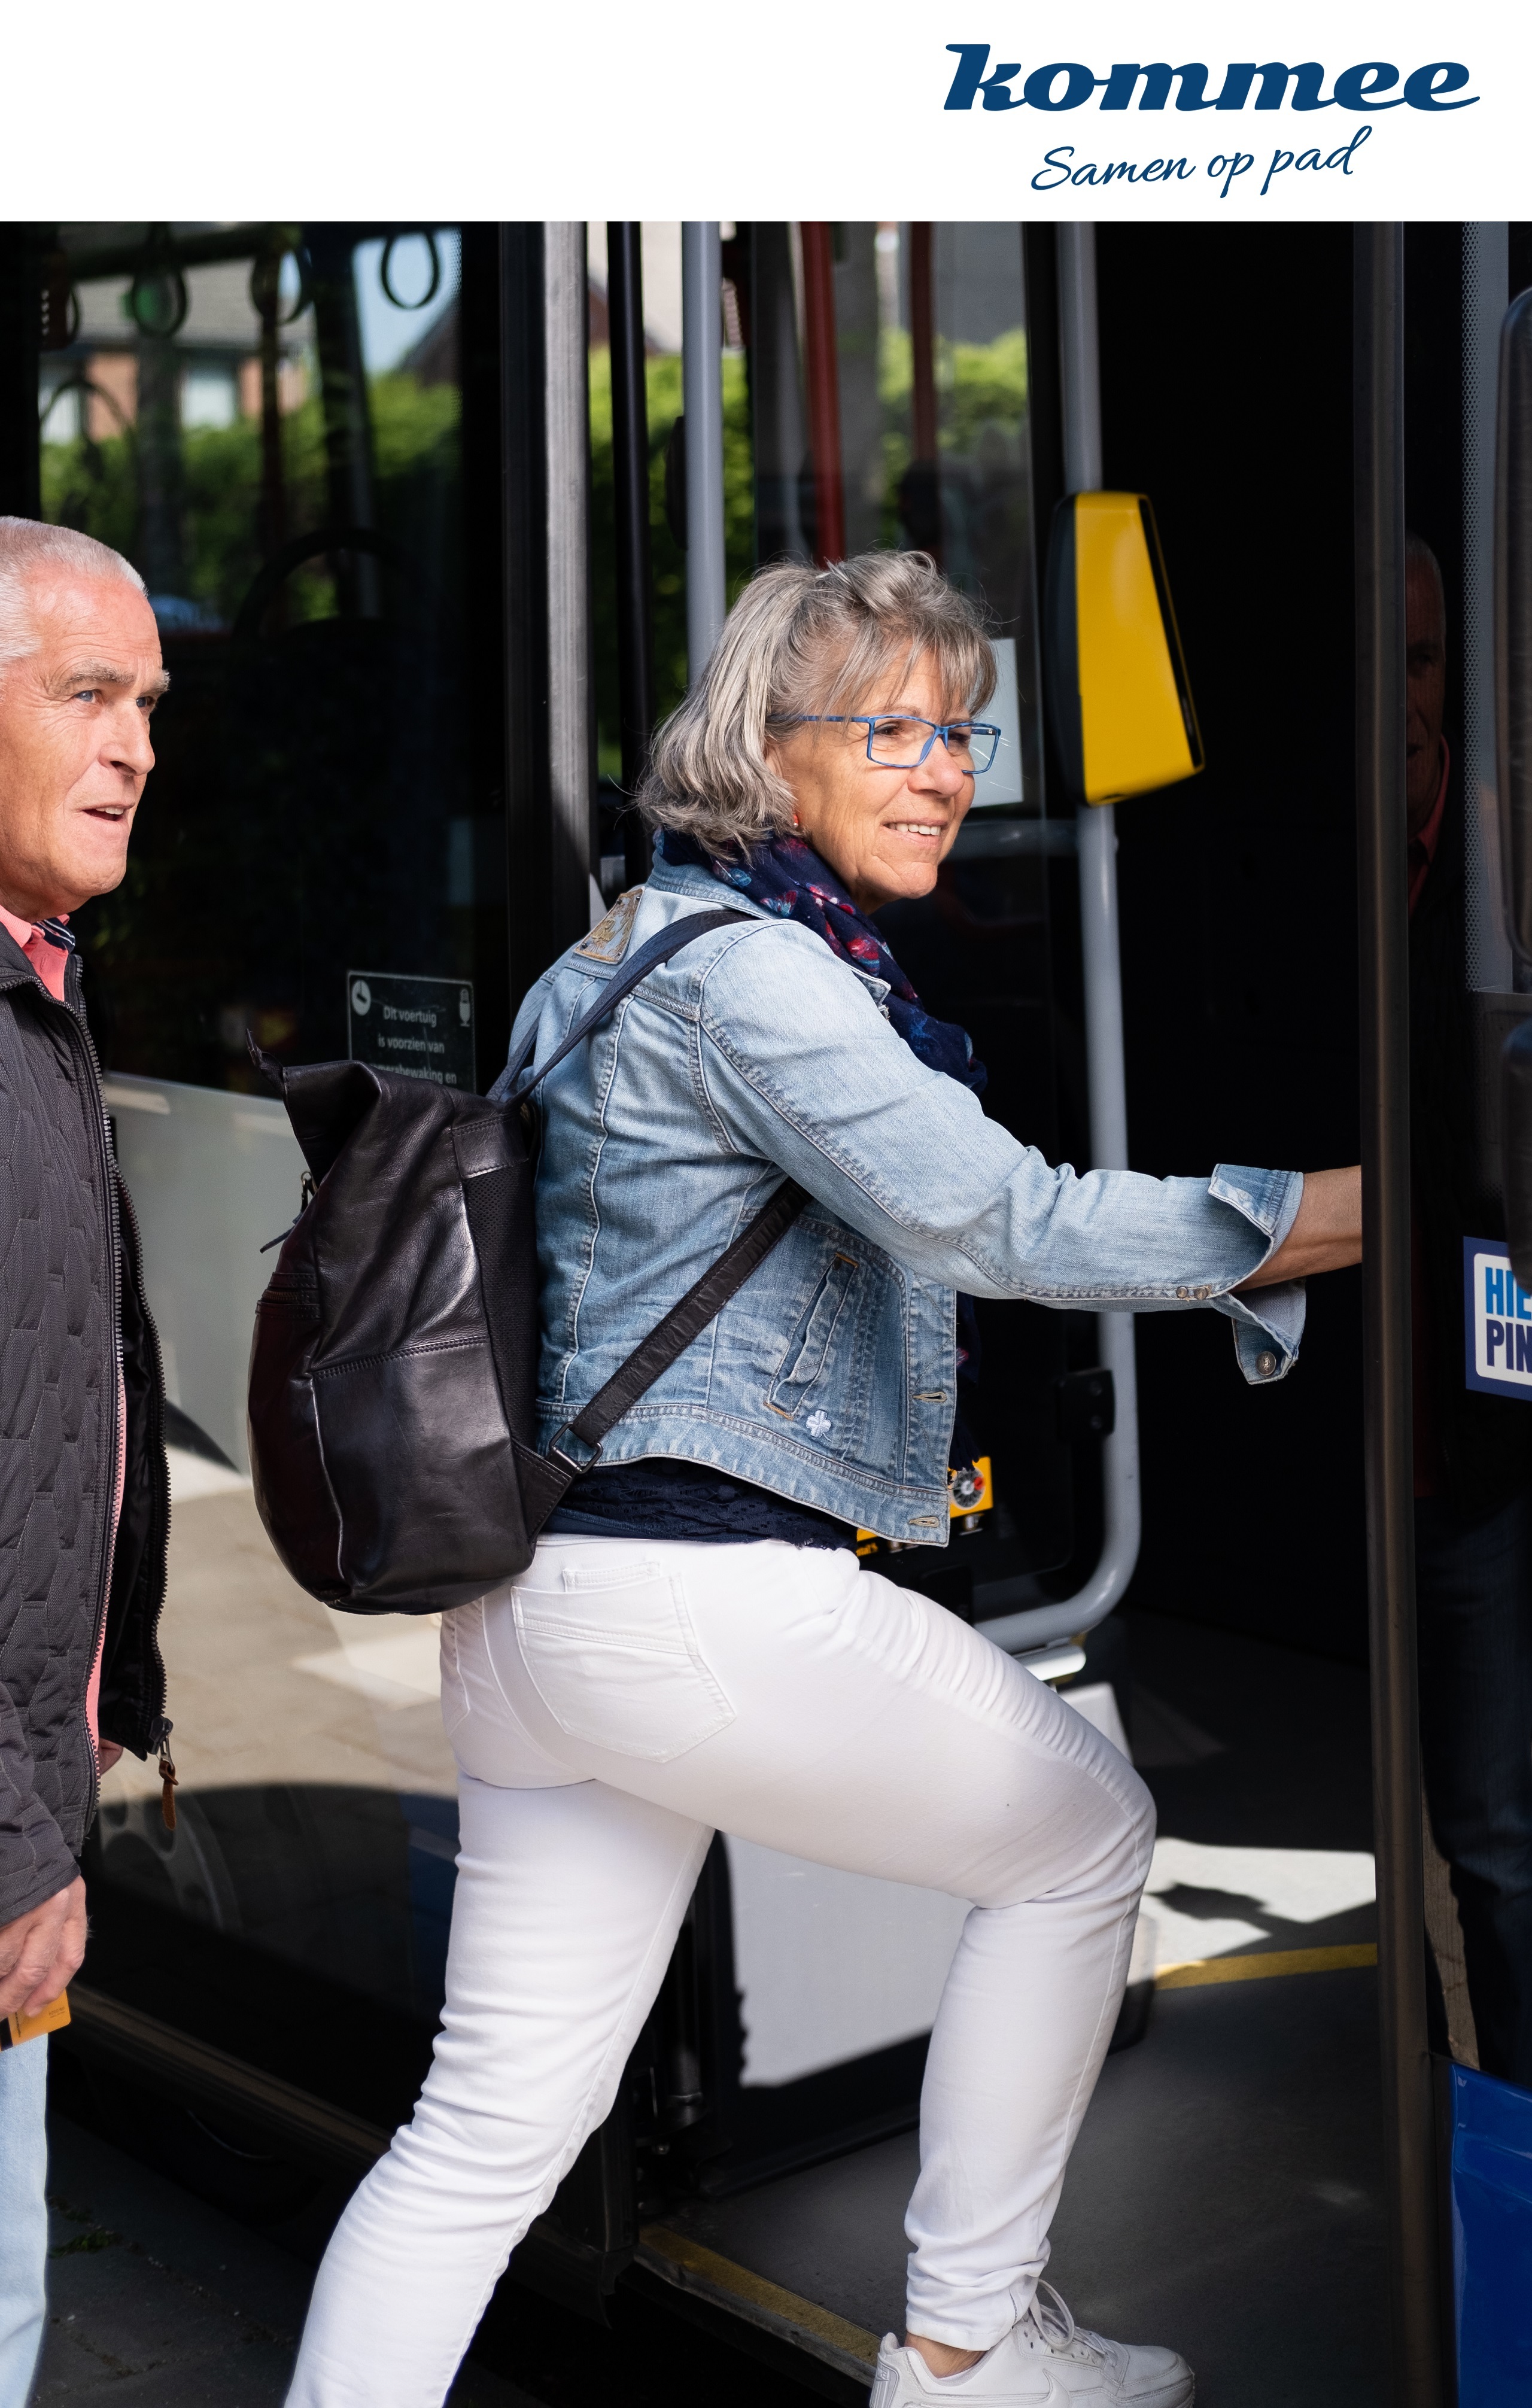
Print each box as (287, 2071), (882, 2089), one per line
(35, 2112), (537, 2406)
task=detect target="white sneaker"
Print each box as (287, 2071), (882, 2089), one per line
(868, 2283), (1194, 2406)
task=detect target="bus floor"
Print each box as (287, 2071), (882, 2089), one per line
(636, 1607), (1386, 2407)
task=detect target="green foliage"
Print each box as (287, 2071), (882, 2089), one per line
(876, 324), (1031, 511)
(40, 371), (460, 629)
(588, 347), (753, 783)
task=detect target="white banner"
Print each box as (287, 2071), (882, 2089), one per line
(8, 0), (1528, 218)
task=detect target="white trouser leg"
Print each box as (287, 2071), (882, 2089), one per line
(287, 1537), (1153, 2401)
(285, 1777), (710, 2408)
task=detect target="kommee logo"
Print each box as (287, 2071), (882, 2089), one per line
(943, 48), (1478, 198)
(943, 52), (1478, 114)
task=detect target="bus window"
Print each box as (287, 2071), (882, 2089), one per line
(741, 223), (1075, 1618)
(43, 221), (507, 2164)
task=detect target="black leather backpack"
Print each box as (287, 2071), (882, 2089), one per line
(247, 911), (806, 1613)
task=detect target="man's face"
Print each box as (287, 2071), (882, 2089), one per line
(0, 568), (166, 923)
(1406, 557), (1446, 841)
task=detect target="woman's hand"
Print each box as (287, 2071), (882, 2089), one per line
(1236, 1166), (1361, 1290)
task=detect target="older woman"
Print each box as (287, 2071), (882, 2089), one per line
(286, 554), (1360, 2408)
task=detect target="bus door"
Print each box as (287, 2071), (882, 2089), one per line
(524, 221), (1210, 2375)
(603, 221), (1141, 2212)
(31, 217), (512, 2207)
(1417, 224), (1532, 2404)
(590, 217), (1394, 2404)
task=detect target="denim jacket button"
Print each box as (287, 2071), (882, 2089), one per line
(1176, 1285), (1190, 1300)
(1256, 1349), (1278, 1377)
(1194, 1285), (1211, 1302)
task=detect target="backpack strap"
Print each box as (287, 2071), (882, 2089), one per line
(512, 1174), (810, 1538)
(476, 900), (808, 1536)
(488, 907), (753, 1105)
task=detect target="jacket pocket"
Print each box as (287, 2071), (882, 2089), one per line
(512, 1563), (734, 1763)
(764, 1252), (859, 1419)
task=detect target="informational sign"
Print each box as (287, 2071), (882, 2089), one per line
(1464, 1238), (1532, 1398)
(346, 971), (476, 1093)
(972, 640), (1024, 809)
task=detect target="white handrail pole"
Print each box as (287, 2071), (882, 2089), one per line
(977, 222), (1142, 1658)
(682, 223), (727, 679)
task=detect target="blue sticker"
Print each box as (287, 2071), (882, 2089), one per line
(1464, 1238), (1532, 1397)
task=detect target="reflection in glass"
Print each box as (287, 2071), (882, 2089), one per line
(40, 225), (495, 2122)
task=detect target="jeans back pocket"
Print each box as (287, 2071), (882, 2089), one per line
(512, 1563), (734, 1763)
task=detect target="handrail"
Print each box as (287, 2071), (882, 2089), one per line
(976, 222), (1142, 1660)
(545, 223), (594, 941)
(682, 224), (727, 674)
(607, 224), (656, 887)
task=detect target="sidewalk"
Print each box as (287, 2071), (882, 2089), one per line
(35, 2111), (534, 2407)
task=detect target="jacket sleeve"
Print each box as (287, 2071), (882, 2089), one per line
(0, 1676), (80, 1931)
(692, 922), (1308, 1381)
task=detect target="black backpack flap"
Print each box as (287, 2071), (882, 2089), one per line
(312, 1080), (536, 1609)
(257, 1053), (380, 1185)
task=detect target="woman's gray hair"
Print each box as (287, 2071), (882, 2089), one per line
(0, 518), (145, 674)
(640, 551), (997, 857)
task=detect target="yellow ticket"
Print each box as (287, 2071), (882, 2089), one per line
(3, 1990), (71, 2049)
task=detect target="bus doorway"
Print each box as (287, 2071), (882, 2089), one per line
(26, 213), (1521, 2406)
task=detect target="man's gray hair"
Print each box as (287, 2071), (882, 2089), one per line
(640, 551), (997, 857)
(0, 518), (146, 673)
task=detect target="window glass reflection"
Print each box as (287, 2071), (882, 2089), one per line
(39, 223), (495, 2099)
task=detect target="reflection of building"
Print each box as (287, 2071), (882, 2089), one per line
(40, 240), (312, 446)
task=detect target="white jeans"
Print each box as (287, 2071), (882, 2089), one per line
(286, 1538), (1153, 2407)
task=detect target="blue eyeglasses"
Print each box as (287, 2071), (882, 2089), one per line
(791, 715), (1002, 774)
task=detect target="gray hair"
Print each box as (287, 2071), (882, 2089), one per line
(640, 551), (997, 856)
(0, 518), (146, 674)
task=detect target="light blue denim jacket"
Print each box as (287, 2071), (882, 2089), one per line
(506, 856), (1306, 1544)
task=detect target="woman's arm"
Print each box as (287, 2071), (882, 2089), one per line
(693, 923), (1300, 1305)
(1236, 1167), (1361, 1290)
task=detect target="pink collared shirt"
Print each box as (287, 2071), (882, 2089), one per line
(0, 905), (125, 1767)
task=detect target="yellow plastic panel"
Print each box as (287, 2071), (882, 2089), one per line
(1075, 494), (1199, 805)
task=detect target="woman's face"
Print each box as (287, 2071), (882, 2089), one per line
(767, 651), (975, 912)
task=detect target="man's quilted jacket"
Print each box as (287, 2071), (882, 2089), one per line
(0, 923), (169, 1931)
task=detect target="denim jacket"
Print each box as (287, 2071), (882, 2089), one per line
(506, 856), (1306, 1544)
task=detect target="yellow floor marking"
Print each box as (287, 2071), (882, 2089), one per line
(639, 2224), (882, 2366)
(640, 1942), (1377, 2374)
(1156, 1942), (1378, 1989)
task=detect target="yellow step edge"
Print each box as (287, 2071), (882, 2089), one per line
(639, 2222), (881, 2370)
(639, 1941), (1376, 2383)
(1156, 1941), (1378, 1990)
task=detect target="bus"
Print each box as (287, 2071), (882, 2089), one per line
(16, 213), (1531, 2406)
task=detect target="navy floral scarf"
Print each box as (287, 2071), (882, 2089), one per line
(656, 829), (986, 1096)
(656, 828), (986, 1421)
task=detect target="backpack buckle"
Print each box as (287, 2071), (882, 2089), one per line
(547, 1424), (603, 1475)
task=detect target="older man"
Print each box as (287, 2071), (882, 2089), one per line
(1408, 530), (1532, 2086)
(0, 521), (171, 2408)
